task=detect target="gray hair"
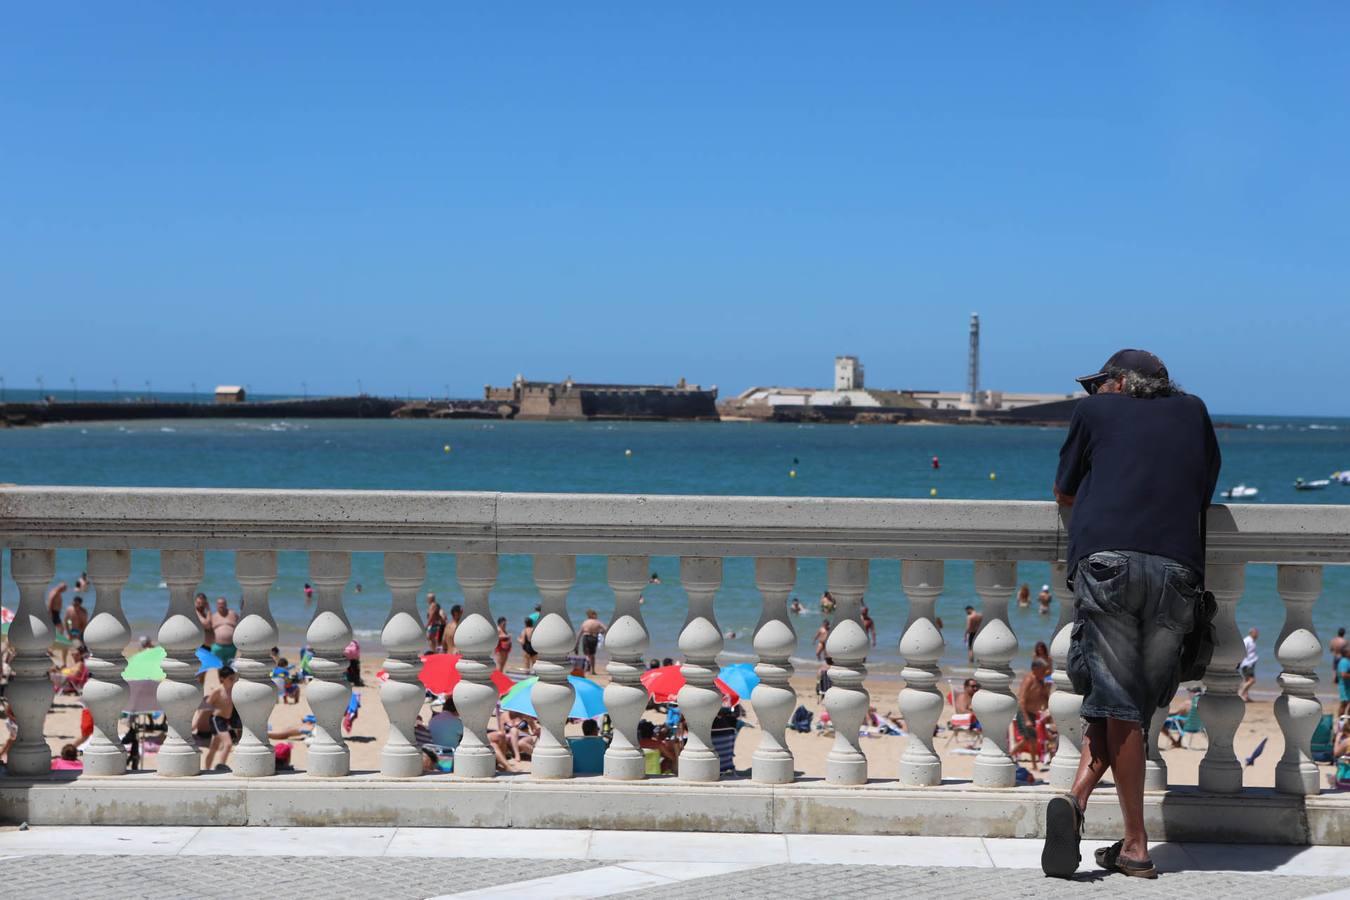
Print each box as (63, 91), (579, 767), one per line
(1105, 366), (1184, 399)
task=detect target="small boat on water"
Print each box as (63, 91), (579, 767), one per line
(1221, 484), (1259, 499)
(1333, 471), (1350, 485)
(1294, 478), (1330, 491)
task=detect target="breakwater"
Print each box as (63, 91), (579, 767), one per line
(1, 396), (404, 426)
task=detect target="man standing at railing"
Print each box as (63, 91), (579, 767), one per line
(1041, 349), (1221, 880)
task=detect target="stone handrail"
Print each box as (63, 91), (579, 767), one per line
(1, 486), (1344, 817)
(2, 487), (1348, 562)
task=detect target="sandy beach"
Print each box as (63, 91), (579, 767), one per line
(31, 642), (1338, 792)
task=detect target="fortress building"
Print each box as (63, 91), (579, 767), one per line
(484, 375), (718, 421)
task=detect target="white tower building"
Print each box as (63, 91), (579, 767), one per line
(834, 356), (864, 391)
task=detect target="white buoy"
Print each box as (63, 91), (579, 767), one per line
(789, 469), (797, 478)
(625, 449), (633, 457)
(444, 444), (451, 453)
(930, 487), (938, 497)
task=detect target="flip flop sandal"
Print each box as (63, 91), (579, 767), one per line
(1041, 795), (1085, 878)
(1095, 840), (1158, 879)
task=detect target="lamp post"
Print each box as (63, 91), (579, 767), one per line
(145, 380), (152, 401)
(302, 380), (308, 401)
(357, 379), (363, 397)
(36, 375), (44, 401)
(112, 378), (119, 401)
(70, 377), (77, 403)
(191, 382), (197, 404)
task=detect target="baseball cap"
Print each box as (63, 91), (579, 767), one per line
(1076, 349), (1168, 393)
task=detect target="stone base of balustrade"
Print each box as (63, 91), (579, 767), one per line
(2, 774), (1346, 845)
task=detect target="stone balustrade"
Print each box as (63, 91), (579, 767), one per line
(1, 487), (1347, 840)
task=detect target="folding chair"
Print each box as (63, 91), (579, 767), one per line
(1181, 696), (1206, 749)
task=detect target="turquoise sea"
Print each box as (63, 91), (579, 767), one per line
(2, 413), (1348, 687)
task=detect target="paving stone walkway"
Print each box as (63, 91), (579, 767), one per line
(1, 827), (1347, 899)
(0, 855), (601, 900)
(607, 863), (1344, 900)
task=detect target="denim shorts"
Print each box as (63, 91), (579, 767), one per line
(1066, 550), (1200, 725)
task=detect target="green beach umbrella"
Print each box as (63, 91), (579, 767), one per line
(122, 646), (167, 681)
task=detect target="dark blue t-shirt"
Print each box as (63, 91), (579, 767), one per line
(1055, 392), (1221, 577)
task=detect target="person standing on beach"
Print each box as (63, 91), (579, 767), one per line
(1237, 628), (1259, 702)
(203, 667), (240, 771)
(425, 593), (446, 654)
(63, 596), (89, 652)
(1041, 349), (1220, 880)
(1331, 628), (1347, 670)
(209, 597), (240, 665)
(578, 610), (606, 674)
(194, 593), (214, 648)
(47, 582), (69, 663)
(443, 604), (463, 654)
(519, 616), (537, 672)
(493, 617), (512, 672)
(963, 606), (983, 663)
(1336, 643), (1350, 720)
(814, 619), (831, 660)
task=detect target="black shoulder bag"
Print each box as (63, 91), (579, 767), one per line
(1178, 507), (1219, 683)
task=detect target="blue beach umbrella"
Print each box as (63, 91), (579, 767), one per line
(717, 663), (760, 699)
(500, 675), (607, 720)
(195, 646), (225, 675)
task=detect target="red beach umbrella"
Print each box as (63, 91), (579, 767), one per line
(639, 664), (739, 707)
(418, 653), (514, 696)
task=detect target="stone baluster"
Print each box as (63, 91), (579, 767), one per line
(677, 556), (725, 782)
(380, 552), (427, 778)
(1144, 706), (1168, 791)
(603, 555), (650, 780)
(530, 555), (577, 779)
(156, 550), (205, 777)
(231, 551), (279, 778)
(305, 551), (353, 777)
(6, 549), (57, 776)
(1047, 562), (1083, 789)
(970, 560), (1018, 788)
(898, 559), (944, 786)
(1274, 564), (1323, 796)
(750, 557), (797, 784)
(823, 558), (870, 785)
(450, 553), (499, 779)
(82, 550), (133, 776)
(1198, 563), (1247, 793)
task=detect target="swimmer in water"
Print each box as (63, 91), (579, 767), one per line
(789, 598), (805, 615)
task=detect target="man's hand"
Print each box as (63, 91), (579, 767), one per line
(1053, 484), (1075, 506)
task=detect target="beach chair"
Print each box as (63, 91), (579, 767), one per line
(567, 736), (607, 775)
(944, 712), (982, 749)
(1180, 696), (1206, 749)
(1311, 714), (1334, 764)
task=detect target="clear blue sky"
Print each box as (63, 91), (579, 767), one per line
(3, 4), (1347, 415)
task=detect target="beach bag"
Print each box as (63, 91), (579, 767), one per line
(1178, 590), (1218, 683)
(1178, 509), (1219, 684)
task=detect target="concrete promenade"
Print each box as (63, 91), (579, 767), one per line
(2, 826), (1348, 899)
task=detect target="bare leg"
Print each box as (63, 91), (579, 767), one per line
(1069, 718), (1111, 812)
(1106, 718), (1148, 862)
